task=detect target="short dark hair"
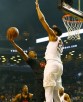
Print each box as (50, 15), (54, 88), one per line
(27, 50), (33, 55)
(52, 25), (62, 36)
(27, 49), (36, 55)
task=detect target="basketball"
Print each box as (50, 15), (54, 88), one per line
(7, 27), (19, 39)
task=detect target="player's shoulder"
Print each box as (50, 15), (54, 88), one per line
(64, 93), (71, 102)
(15, 93), (21, 98)
(29, 93), (33, 98)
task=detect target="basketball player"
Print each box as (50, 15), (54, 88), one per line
(12, 85), (33, 102)
(59, 87), (71, 102)
(0, 95), (5, 102)
(35, 0), (64, 102)
(7, 32), (45, 102)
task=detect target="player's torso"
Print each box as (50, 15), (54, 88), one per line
(45, 39), (63, 62)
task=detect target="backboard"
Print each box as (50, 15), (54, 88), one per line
(58, 0), (83, 21)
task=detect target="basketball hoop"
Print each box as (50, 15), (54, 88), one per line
(62, 14), (83, 40)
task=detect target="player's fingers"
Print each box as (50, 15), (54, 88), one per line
(36, 0), (38, 3)
(11, 34), (14, 40)
(35, 0), (38, 5)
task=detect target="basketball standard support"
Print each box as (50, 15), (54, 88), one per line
(59, 2), (83, 21)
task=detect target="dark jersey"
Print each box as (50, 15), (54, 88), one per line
(26, 58), (45, 79)
(26, 58), (45, 102)
(19, 93), (30, 102)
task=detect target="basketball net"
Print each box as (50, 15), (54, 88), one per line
(62, 14), (83, 40)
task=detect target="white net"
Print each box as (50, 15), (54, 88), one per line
(62, 14), (83, 40)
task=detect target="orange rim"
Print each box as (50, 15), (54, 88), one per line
(62, 14), (83, 23)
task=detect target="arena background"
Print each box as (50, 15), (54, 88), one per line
(0, 0), (83, 101)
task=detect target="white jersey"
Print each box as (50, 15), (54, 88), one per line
(43, 38), (63, 87)
(45, 38), (63, 63)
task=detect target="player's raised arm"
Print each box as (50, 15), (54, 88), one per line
(7, 27), (29, 61)
(35, 0), (55, 36)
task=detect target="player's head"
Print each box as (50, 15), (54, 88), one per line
(59, 87), (64, 96)
(52, 25), (62, 36)
(27, 50), (37, 59)
(22, 85), (28, 93)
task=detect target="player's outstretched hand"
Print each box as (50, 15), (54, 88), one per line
(35, 0), (39, 9)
